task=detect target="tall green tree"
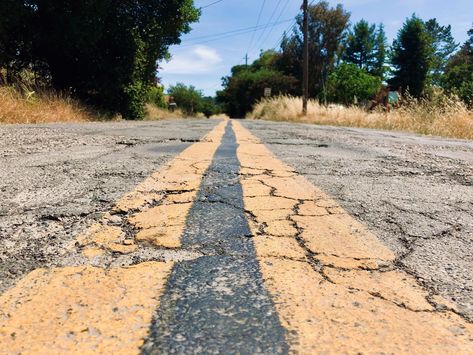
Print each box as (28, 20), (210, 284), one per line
(276, 1), (350, 99)
(372, 24), (388, 79)
(344, 20), (377, 71)
(425, 19), (459, 85)
(0, 0), (199, 119)
(389, 15), (434, 98)
(344, 20), (387, 79)
(443, 25), (473, 107)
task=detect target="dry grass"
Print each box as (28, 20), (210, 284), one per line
(0, 86), (96, 124)
(249, 94), (473, 140)
(144, 103), (188, 120)
(209, 113), (230, 120)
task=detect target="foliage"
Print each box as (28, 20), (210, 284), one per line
(200, 96), (221, 118)
(373, 24), (388, 79)
(0, 0), (199, 119)
(344, 20), (388, 79)
(327, 63), (382, 105)
(168, 83), (204, 116)
(276, 1), (350, 99)
(147, 85), (167, 108)
(217, 68), (298, 117)
(389, 15), (434, 98)
(425, 19), (459, 85)
(443, 26), (473, 107)
(249, 94), (473, 140)
(166, 83), (220, 117)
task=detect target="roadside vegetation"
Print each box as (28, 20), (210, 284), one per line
(1, 1), (472, 136)
(217, 2), (473, 139)
(0, 86), (95, 124)
(0, 0), (200, 121)
(249, 93), (473, 140)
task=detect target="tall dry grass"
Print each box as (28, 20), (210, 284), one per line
(248, 93), (473, 140)
(0, 86), (95, 124)
(144, 103), (187, 120)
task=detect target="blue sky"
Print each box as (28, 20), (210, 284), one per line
(160, 0), (473, 96)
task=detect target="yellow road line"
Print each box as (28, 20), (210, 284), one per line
(0, 263), (172, 355)
(233, 121), (473, 354)
(0, 121), (227, 354)
(77, 120), (227, 255)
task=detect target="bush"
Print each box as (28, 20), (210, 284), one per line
(327, 63), (382, 105)
(147, 85), (167, 108)
(168, 83), (204, 116)
(0, 1), (200, 119)
(217, 68), (298, 117)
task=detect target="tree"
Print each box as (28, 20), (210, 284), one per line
(217, 68), (298, 117)
(276, 1), (350, 99)
(372, 24), (388, 79)
(443, 25), (473, 107)
(344, 20), (387, 79)
(389, 15), (434, 98)
(168, 83), (204, 116)
(327, 63), (382, 105)
(425, 19), (459, 85)
(0, 0), (199, 119)
(344, 20), (377, 71)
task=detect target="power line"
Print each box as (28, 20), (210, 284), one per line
(246, 0), (267, 62)
(200, 0), (226, 10)
(271, 0), (317, 51)
(179, 19), (293, 47)
(250, 0), (284, 56)
(256, 0), (292, 53)
(183, 19), (292, 43)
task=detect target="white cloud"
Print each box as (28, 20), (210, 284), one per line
(160, 45), (223, 75)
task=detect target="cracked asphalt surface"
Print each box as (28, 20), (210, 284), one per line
(1, 118), (473, 352)
(0, 120), (219, 293)
(240, 119), (473, 321)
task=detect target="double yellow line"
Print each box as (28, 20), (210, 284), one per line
(1, 120), (472, 354)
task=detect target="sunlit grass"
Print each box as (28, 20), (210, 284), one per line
(248, 94), (473, 140)
(0, 86), (96, 124)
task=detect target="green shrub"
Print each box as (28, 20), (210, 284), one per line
(147, 85), (167, 108)
(327, 63), (382, 105)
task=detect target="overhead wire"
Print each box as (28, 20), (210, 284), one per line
(200, 0), (227, 10)
(256, 0), (292, 53)
(177, 19), (293, 47)
(271, 0), (317, 51)
(245, 0), (267, 60)
(249, 0), (284, 56)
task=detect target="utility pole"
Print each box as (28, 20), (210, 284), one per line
(302, 0), (309, 115)
(244, 54), (249, 66)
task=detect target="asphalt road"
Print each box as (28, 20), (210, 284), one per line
(1, 118), (472, 352)
(0, 120), (219, 293)
(240, 120), (473, 321)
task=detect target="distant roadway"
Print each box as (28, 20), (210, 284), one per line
(1, 119), (472, 353)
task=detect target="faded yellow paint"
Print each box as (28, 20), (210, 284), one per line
(0, 262), (173, 355)
(233, 121), (473, 353)
(260, 258), (473, 354)
(135, 225), (184, 249)
(324, 268), (433, 311)
(264, 219), (298, 237)
(293, 213), (395, 262)
(77, 224), (137, 256)
(244, 196), (296, 211)
(254, 236), (306, 260)
(75, 120), (227, 256)
(0, 120), (227, 354)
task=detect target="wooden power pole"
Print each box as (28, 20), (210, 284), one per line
(302, 0), (309, 115)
